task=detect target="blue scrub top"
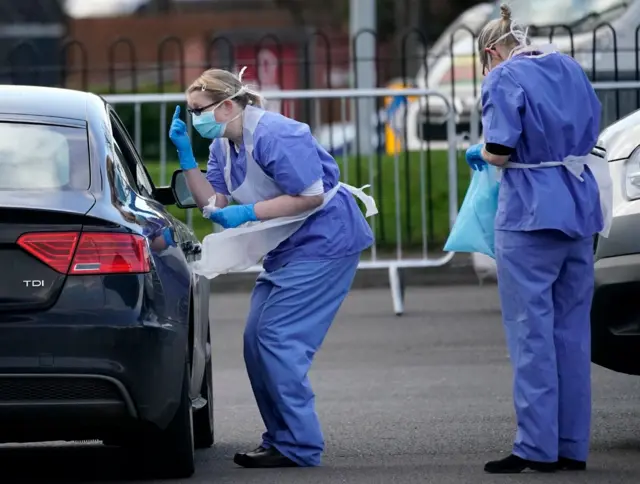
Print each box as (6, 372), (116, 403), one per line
(481, 52), (603, 238)
(205, 110), (373, 272)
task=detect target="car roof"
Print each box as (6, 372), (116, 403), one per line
(0, 85), (105, 122)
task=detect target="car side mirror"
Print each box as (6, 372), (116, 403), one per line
(171, 169), (204, 209)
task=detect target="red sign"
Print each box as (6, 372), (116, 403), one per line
(234, 44), (299, 118)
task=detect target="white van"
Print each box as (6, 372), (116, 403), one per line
(403, 0), (640, 149)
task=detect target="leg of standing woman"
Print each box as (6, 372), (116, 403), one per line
(486, 229), (568, 474)
(236, 253), (360, 468)
(241, 276), (287, 450)
(553, 236), (593, 470)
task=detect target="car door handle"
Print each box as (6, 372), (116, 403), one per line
(181, 241), (202, 255)
(181, 241), (194, 253)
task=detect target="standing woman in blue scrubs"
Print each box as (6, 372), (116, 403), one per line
(466, 4), (608, 474)
(168, 68), (374, 468)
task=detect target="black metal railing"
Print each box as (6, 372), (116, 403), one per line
(1, 24), (636, 106)
(3, 23), (639, 250)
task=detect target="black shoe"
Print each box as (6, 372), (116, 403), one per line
(232, 445), (265, 466)
(557, 457), (587, 471)
(233, 446), (299, 468)
(484, 454), (557, 474)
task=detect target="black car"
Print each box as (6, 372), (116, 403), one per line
(0, 85), (212, 478)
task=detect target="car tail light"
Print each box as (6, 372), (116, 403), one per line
(17, 232), (80, 274)
(17, 232), (151, 275)
(70, 233), (151, 275)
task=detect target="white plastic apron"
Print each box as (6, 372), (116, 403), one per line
(192, 106), (378, 279)
(499, 153), (613, 238)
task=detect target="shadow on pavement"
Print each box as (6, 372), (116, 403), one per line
(0, 443), (162, 482)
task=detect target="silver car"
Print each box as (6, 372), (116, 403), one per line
(416, 0), (640, 141)
(592, 108), (640, 376)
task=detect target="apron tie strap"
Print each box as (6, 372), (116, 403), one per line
(339, 183), (379, 217)
(504, 154), (590, 182)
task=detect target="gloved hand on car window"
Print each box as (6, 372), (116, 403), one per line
(169, 106), (198, 171)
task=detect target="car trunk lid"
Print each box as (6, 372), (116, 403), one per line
(0, 201), (95, 312)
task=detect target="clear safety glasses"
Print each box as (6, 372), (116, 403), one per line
(187, 102), (218, 117)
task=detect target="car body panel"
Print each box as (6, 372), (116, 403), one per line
(597, 109), (640, 161)
(592, 106), (640, 375)
(0, 191), (96, 213)
(0, 85), (210, 442)
(593, 158), (640, 259)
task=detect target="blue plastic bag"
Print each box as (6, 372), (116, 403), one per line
(444, 165), (500, 258)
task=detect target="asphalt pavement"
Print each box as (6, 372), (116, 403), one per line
(2, 285), (640, 483)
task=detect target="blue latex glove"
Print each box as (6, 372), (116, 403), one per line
(466, 143), (487, 172)
(161, 227), (176, 247)
(169, 106), (198, 171)
(209, 204), (258, 229)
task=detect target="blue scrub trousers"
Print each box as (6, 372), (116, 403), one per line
(495, 229), (593, 463)
(243, 253), (360, 466)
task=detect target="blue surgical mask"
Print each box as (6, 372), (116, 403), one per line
(190, 81), (250, 140)
(192, 108), (227, 139)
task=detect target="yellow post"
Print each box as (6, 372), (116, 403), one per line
(385, 82), (403, 155)
(384, 82), (418, 155)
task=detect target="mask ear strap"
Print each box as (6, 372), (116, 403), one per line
(238, 66), (248, 81)
(234, 65), (264, 107)
(507, 20), (531, 58)
(219, 67), (249, 104)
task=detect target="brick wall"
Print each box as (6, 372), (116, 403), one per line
(65, 10), (302, 90)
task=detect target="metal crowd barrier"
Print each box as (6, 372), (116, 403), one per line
(104, 88), (458, 316)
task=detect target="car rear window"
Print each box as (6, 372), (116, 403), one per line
(0, 122), (90, 191)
